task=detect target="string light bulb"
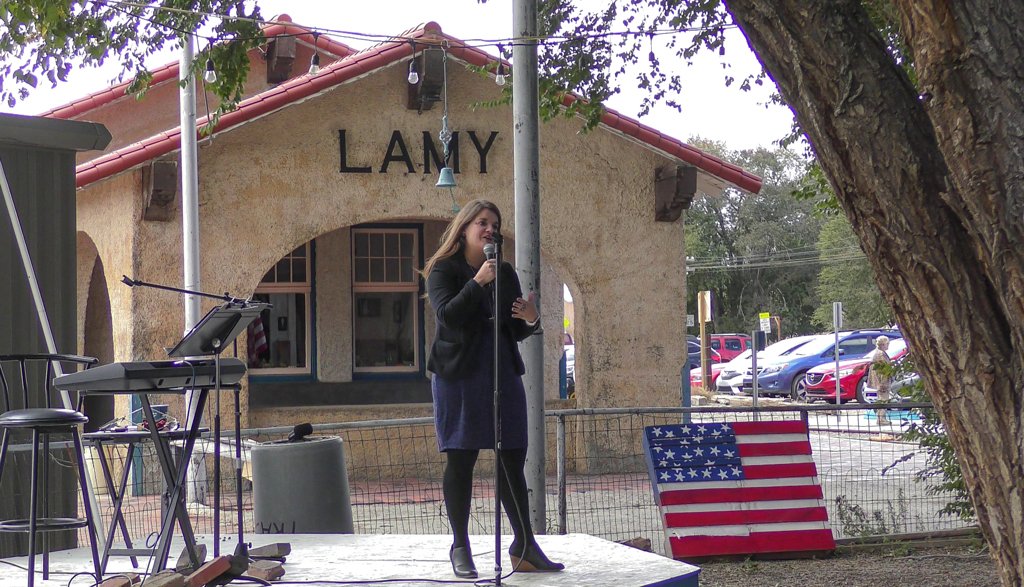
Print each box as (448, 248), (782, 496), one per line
(407, 59), (419, 85)
(495, 45), (506, 86)
(203, 58), (217, 84)
(309, 32), (321, 75)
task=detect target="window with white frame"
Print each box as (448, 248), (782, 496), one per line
(352, 229), (419, 373)
(248, 244), (311, 373)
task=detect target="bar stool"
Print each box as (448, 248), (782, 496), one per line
(0, 354), (103, 587)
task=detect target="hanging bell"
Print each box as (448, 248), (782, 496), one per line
(436, 167), (457, 188)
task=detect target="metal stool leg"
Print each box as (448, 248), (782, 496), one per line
(28, 429), (40, 587)
(42, 435), (49, 581)
(73, 431), (103, 583)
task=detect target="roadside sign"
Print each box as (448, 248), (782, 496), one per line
(686, 314), (694, 327)
(833, 302), (844, 330)
(759, 312), (771, 333)
(697, 291), (712, 323)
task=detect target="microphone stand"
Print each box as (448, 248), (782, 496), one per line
(489, 235), (504, 587)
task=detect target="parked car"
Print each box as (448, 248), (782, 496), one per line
(804, 338), (908, 403)
(687, 340), (722, 367)
(751, 330), (903, 401)
(709, 333), (752, 361)
(864, 353), (918, 404)
(716, 335), (819, 394)
(690, 362), (727, 389)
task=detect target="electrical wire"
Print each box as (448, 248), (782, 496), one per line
(86, 0), (737, 51)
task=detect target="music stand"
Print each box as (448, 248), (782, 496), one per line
(168, 301), (267, 573)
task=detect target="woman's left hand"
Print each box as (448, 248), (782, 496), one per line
(512, 294), (539, 323)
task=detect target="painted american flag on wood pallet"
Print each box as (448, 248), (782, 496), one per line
(642, 420), (836, 559)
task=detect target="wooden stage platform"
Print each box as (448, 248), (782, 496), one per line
(0, 533), (700, 587)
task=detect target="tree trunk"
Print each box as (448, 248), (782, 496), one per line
(723, 0), (1024, 584)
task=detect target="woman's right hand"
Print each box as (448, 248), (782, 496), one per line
(473, 259), (497, 286)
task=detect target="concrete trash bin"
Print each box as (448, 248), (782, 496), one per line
(251, 436), (354, 534)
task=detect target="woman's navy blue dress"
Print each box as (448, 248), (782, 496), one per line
(432, 301), (528, 452)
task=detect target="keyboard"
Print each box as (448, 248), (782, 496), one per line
(53, 358), (247, 391)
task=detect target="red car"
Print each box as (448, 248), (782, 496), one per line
(690, 363), (727, 389)
(709, 334), (752, 361)
(804, 338), (908, 403)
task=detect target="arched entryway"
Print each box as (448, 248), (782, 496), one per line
(77, 232), (114, 432)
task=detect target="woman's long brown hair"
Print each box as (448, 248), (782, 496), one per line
(422, 199), (502, 279)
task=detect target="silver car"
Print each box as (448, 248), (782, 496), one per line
(716, 335), (819, 394)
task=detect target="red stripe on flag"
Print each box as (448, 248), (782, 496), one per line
(665, 506), (829, 528)
(742, 462), (818, 479)
(669, 529), (836, 558)
(660, 484), (824, 506)
(731, 421), (808, 435)
(737, 441), (812, 457)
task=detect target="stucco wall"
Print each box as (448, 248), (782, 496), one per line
(315, 227), (353, 382)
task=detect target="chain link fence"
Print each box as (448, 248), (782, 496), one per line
(69, 402), (971, 559)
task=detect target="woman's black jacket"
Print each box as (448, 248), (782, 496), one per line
(426, 252), (538, 380)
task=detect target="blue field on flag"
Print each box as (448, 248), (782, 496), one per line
(642, 420), (836, 559)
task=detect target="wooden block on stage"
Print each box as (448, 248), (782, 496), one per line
(100, 573), (141, 587)
(176, 544), (208, 573)
(249, 543), (291, 558)
(141, 570), (185, 587)
(246, 560), (286, 582)
(183, 556), (231, 587)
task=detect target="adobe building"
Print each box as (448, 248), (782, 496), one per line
(48, 18), (761, 434)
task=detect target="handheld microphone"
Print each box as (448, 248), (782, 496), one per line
(483, 243), (497, 260)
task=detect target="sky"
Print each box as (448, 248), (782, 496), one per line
(6, 0), (795, 152)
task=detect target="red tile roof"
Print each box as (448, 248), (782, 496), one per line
(73, 22), (762, 194)
(41, 15), (356, 120)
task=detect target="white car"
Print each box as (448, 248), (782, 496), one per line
(716, 335), (819, 394)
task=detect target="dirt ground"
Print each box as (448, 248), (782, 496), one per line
(697, 545), (1001, 587)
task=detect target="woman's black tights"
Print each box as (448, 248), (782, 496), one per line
(443, 448), (533, 551)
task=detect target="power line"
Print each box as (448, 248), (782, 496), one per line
(689, 252), (868, 272)
(687, 244), (863, 267)
(89, 0), (737, 51)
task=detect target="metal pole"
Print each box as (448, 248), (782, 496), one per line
(180, 35), (202, 423)
(513, 0), (546, 536)
(556, 415), (566, 535)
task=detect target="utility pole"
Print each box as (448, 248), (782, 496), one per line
(180, 35), (202, 431)
(512, 0), (546, 535)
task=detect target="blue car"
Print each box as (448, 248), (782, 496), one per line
(750, 330), (902, 400)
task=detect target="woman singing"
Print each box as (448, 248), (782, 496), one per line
(424, 199), (564, 578)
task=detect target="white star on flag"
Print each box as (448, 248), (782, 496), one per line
(665, 430), (675, 438)
(725, 449), (735, 458)
(683, 453), (693, 460)
(659, 460), (668, 467)
(653, 447), (663, 453)
(731, 467), (742, 476)
(675, 471), (685, 482)
(680, 426), (691, 434)
(705, 460), (716, 466)
(711, 429), (722, 437)
(694, 436), (704, 443)
(688, 469), (698, 478)
(710, 446), (721, 456)
(718, 470), (729, 479)
(694, 448), (704, 456)
(652, 427), (663, 437)
(697, 425), (706, 433)
(660, 471), (670, 481)
(702, 469), (712, 478)
(722, 424), (732, 431)
(664, 449), (676, 460)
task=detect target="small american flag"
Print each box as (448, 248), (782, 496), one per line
(643, 420), (836, 559)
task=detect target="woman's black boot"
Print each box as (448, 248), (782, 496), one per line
(509, 541), (564, 572)
(450, 546), (478, 578)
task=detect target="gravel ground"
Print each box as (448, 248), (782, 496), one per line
(697, 546), (1001, 587)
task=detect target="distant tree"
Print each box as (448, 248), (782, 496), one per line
(811, 215), (893, 330)
(686, 140), (823, 336)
